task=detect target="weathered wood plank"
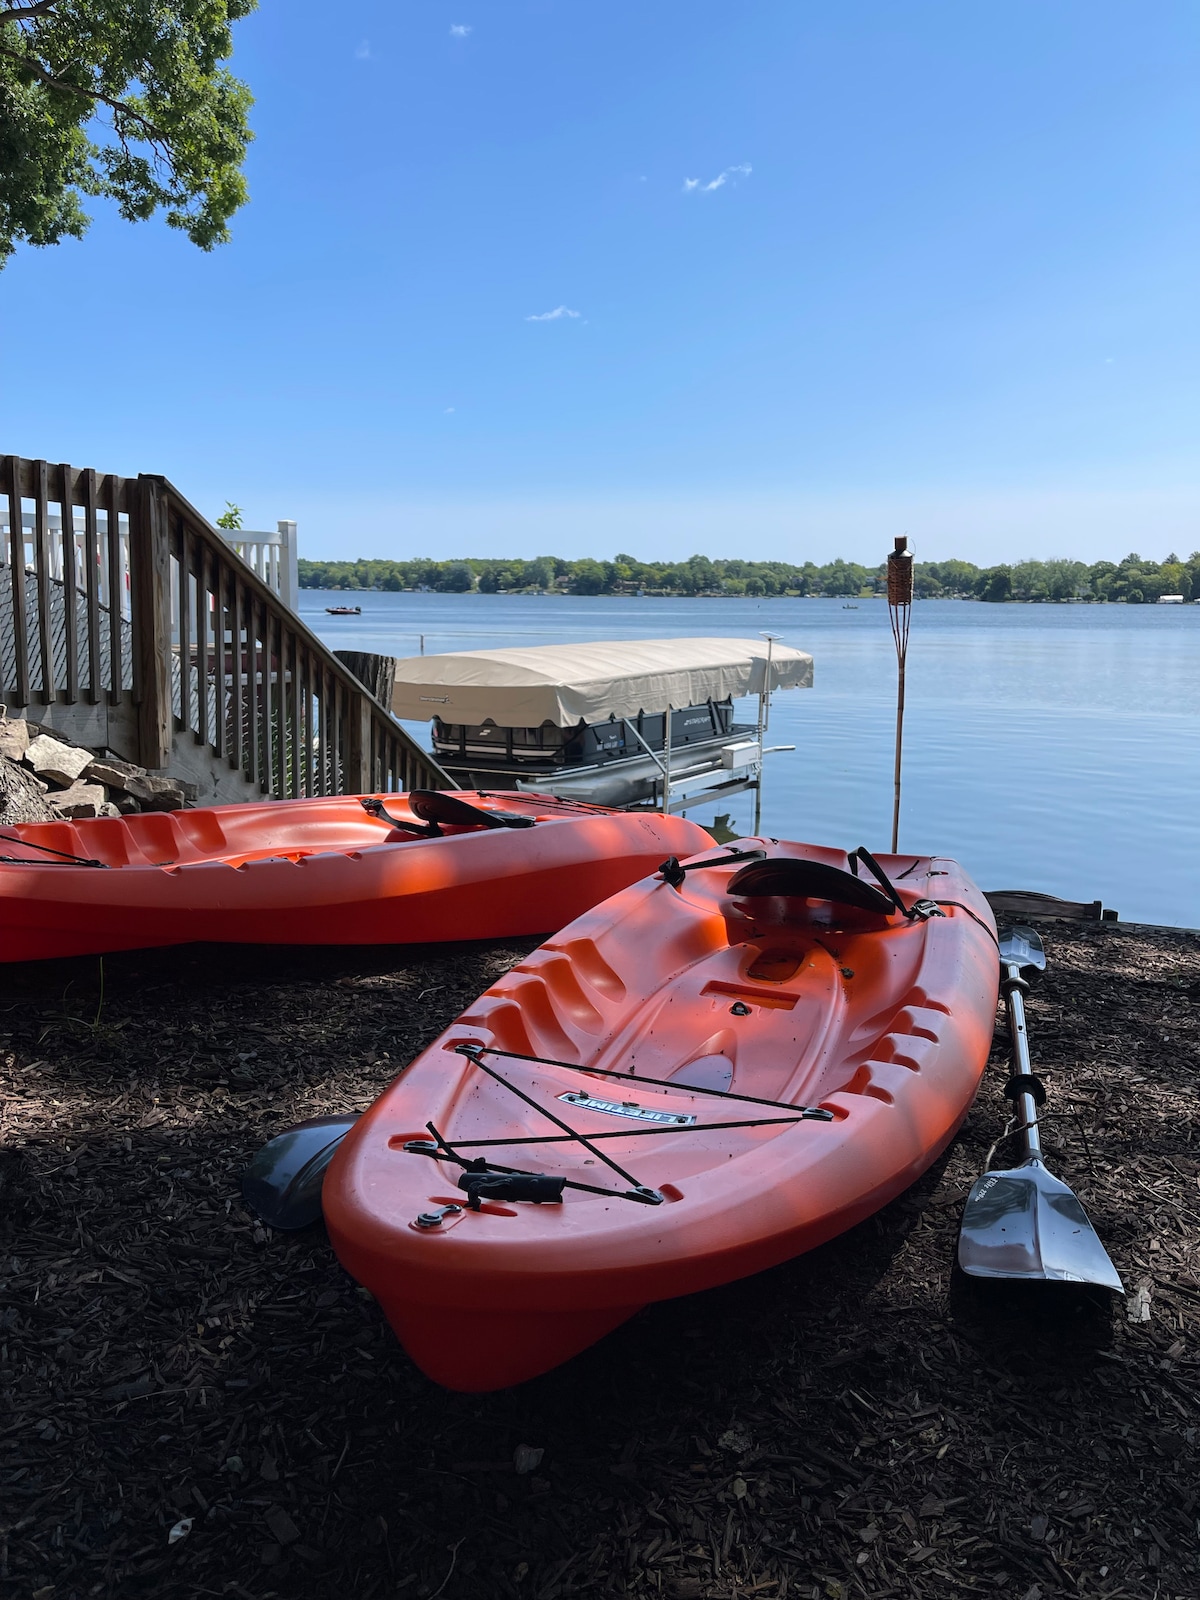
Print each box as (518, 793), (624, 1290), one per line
(131, 476), (172, 769)
(81, 467), (102, 704)
(177, 518), (192, 733)
(32, 458), (55, 703)
(59, 463), (80, 702)
(4, 455), (30, 705)
(231, 575), (245, 778)
(211, 549), (226, 760)
(104, 474), (124, 703)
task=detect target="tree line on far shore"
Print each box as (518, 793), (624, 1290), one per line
(298, 550), (1200, 602)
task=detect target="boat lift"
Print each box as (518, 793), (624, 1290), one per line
(387, 636), (812, 822)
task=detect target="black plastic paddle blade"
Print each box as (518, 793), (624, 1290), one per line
(408, 789), (535, 829)
(241, 1114), (360, 1230)
(726, 857), (895, 916)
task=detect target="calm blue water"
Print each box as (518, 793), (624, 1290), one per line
(301, 593), (1200, 928)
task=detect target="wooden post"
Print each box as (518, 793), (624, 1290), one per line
(346, 693), (373, 795)
(131, 475), (173, 769)
(887, 536), (914, 853)
(334, 650), (396, 710)
(4, 455), (30, 707)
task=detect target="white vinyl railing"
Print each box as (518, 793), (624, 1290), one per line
(225, 521), (299, 611)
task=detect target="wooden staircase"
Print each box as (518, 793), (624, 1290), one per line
(1, 454), (450, 803)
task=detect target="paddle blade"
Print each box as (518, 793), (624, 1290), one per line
(998, 924), (1047, 974)
(957, 1158), (1123, 1290)
(242, 1114), (360, 1230)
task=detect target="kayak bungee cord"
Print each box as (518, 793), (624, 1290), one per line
(402, 1032), (836, 1213)
(408, 1119), (664, 1207)
(455, 1043), (644, 1188)
(847, 845), (942, 921)
(454, 1041), (836, 1118)
(426, 1114), (822, 1149)
(0, 833), (107, 868)
(657, 846), (767, 888)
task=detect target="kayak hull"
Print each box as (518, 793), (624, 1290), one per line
(0, 792), (712, 962)
(324, 839), (1000, 1390)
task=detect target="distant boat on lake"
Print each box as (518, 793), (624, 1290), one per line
(326, 605), (362, 615)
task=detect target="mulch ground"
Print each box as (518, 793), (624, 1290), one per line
(1, 921), (1198, 1600)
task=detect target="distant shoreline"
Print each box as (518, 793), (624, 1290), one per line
(304, 586), (1198, 607)
(299, 551), (1200, 604)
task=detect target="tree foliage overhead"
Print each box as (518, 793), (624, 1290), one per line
(0, 0), (256, 267)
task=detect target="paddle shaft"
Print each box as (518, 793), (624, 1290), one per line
(1001, 960), (1043, 1160)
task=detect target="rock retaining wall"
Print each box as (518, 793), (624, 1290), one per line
(0, 717), (195, 825)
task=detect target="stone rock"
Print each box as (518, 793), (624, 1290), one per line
(124, 774), (186, 812)
(85, 756), (146, 792)
(0, 718), (33, 762)
(0, 755), (58, 825)
(24, 734), (93, 788)
(50, 781), (107, 819)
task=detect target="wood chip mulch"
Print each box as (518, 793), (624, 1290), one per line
(1, 921), (1198, 1600)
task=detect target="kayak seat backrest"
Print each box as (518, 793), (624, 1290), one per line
(407, 790), (535, 830)
(726, 858), (895, 916)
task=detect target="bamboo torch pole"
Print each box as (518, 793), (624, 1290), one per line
(887, 536), (914, 853)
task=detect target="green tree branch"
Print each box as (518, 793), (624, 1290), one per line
(0, 0), (256, 266)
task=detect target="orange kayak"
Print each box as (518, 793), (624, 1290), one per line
(324, 839), (1000, 1391)
(0, 789), (712, 962)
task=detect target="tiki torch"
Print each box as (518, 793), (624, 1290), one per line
(887, 536), (914, 852)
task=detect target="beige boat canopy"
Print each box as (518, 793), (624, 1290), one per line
(390, 637), (814, 728)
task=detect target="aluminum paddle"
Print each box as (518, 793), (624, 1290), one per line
(957, 925), (1123, 1290)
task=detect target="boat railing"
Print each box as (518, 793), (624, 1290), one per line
(0, 454), (452, 802)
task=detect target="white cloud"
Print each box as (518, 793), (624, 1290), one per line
(444, 406), (456, 413)
(525, 306), (582, 322)
(683, 163), (752, 194)
(354, 39), (371, 59)
(449, 23), (472, 36)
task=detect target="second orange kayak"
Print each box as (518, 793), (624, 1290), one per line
(325, 838), (1000, 1390)
(0, 789), (713, 962)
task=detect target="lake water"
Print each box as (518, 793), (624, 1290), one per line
(301, 593), (1200, 928)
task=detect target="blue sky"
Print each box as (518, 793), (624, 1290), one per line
(2, 1), (1198, 563)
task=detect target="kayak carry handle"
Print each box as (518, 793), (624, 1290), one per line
(457, 1171), (565, 1208)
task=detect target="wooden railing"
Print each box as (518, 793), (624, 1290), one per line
(1, 455), (451, 800)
